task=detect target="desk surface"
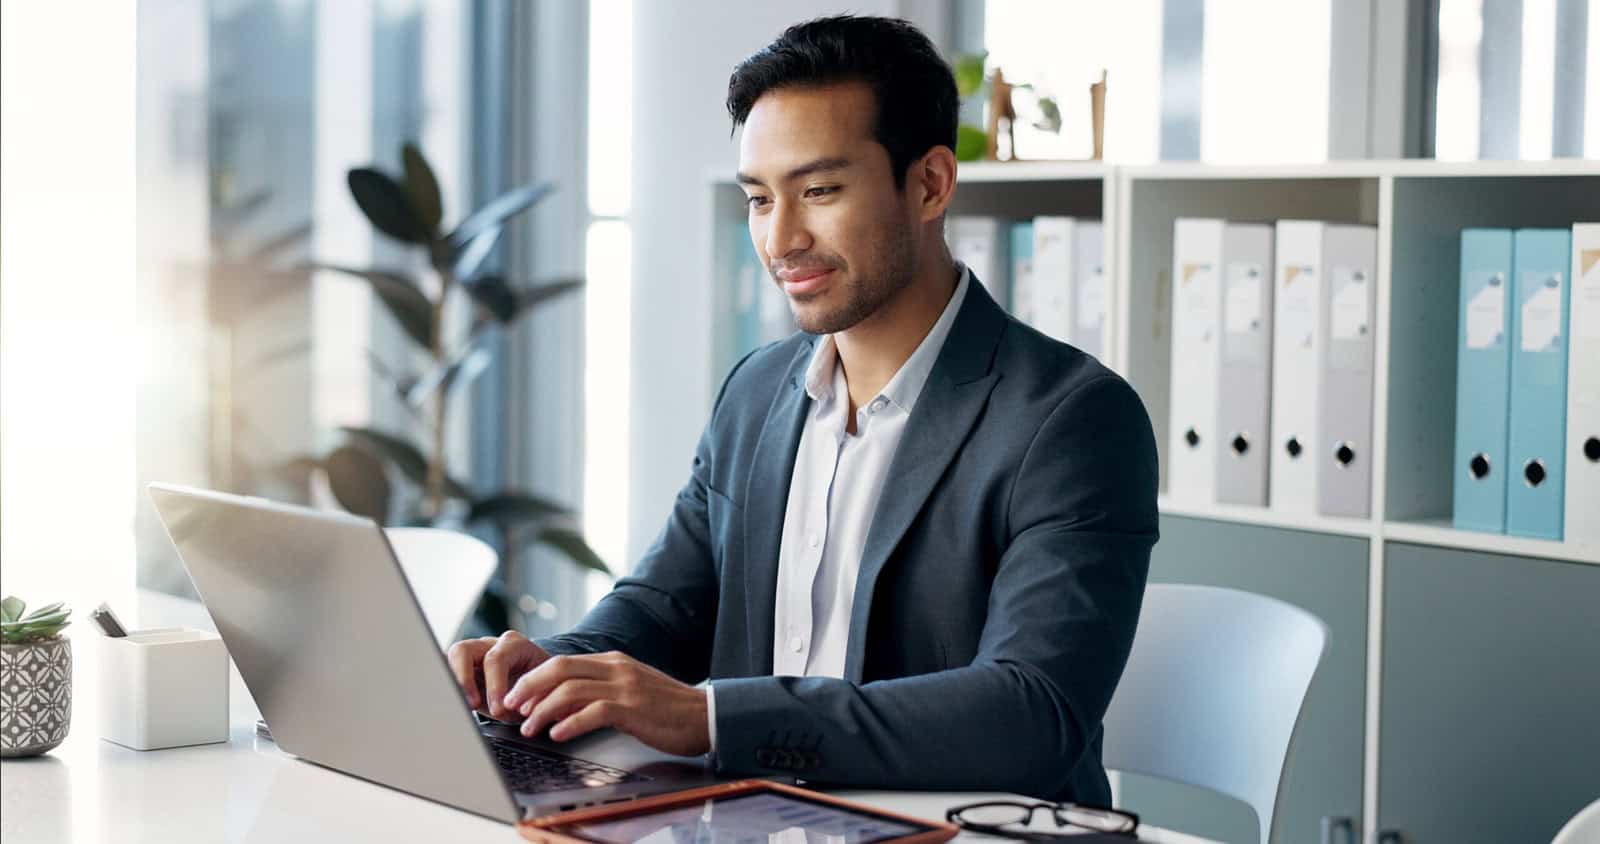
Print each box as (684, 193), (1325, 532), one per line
(1, 591), (1213, 844)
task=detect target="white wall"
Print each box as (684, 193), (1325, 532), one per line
(626, 1), (952, 563)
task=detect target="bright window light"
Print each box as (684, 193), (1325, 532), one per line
(1435, 0), (1483, 161)
(984, 0), (1162, 163)
(584, 0), (632, 603)
(1201, 0), (1330, 163)
(1519, 0), (1556, 160)
(588, 0), (633, 217)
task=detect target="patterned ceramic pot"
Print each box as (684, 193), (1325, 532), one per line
(0, 637), (73, 757)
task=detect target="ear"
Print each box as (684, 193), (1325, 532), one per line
(908, 145), (957, 224)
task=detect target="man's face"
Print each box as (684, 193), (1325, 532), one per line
(736, 82), (920, 335)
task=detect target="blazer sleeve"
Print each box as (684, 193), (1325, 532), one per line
(707, 374), (1159, 797)
(533, 350), (757, 683)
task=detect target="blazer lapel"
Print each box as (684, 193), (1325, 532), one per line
(740, 338), (815, 675)
(843, 280), (1007, 681)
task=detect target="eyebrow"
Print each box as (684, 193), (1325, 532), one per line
(735, 156), (853, 187)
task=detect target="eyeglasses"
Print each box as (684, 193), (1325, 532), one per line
(946, 800), (1140, 839)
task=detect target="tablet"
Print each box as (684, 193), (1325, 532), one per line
(518, 780), (959, 844)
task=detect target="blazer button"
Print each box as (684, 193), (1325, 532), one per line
(755, 748), (776, 767)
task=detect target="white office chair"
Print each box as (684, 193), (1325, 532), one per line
(1102, 584), (1329, 844)
(384, 527), (497, 649)
(1552, 798), (1600, 844)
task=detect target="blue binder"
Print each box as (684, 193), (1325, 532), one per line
(1453, 229), (1514, 533)
(1506, 228), (1572, 540)
(1010, 221), (1034, 320)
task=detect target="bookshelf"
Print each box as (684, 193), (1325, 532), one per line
(706, 157), (1600, 843)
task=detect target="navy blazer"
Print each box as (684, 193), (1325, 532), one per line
(539, 276), (1159, 803)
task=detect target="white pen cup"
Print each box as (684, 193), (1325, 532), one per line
(98, 627), (229, 751)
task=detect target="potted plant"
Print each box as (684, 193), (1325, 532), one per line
(1, 597), (73, 757)
(277, 143), (611, 633)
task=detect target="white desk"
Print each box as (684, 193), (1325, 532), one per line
(0, 591), (1214, 843)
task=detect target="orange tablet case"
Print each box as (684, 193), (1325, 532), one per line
(517, 779), (960, 844)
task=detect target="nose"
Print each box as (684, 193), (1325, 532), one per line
(761, 199), (813, 262)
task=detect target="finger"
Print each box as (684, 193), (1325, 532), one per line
(446, 638), (495, 710)
(549, 700), (621, 743)
(521, 679), (611, 738)
(504, 653), (613, 711)
(482, 631), (530, 719)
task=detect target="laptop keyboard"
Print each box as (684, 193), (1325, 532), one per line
(488, 739), (647, 793)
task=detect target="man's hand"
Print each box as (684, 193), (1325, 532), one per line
(446, 631), (552, 721)
(501, 650), (711, 758)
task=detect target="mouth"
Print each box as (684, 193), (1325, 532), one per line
(779, 268), (834, 296)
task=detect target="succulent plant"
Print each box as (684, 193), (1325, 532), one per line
(0, 597), (71, 644)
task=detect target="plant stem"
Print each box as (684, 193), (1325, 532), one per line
(427, 273), (448, 517)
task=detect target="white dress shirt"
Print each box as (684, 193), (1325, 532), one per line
(707, 267), (971, 749)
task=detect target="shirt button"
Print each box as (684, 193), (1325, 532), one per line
(789, 636), (805, 653)
(870, 398), (887, 413)
(808, 532), (820, 548)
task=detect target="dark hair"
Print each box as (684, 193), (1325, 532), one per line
(726, 15), (958, 190)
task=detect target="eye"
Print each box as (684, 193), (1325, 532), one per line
(804, 185), (839, 198)
(745, 194), (770, 210)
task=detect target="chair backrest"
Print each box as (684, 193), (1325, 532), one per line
(1552, 798), (1600, 844)
(1102, 584), (1329, 844)
(384, 527), (497, 649)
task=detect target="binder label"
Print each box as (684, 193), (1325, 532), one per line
(1578, 249), (1600, 341)
(1331, 266), (1370, 340)
(1178, 261), (1218, 342)
(1280, 264), (1317, 348)
(1520, 274), (1564, 352)
(1225, 262), (1264, 334)
(1465, 272), (1506, 350)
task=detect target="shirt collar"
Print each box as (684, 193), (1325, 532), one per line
(803, 264), (971, 414)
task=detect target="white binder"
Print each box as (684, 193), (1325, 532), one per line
(1168, 219), (1273, 506)
(1565, 222), (1600, 547)
(1316, 224), (1378, 518)
(1074, 222), (1107, 361)
(1167, 219), (1224, 504)
(1029, 216), (1077, 343)
(1215, 224), (1276, 506)
(1271, 221), (1377, 517)
(947, 217), (1010, 309)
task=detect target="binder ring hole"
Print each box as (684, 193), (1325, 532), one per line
(1285, 437), (1303, 459)
(1334, 443), (1356, 467)
(1523, 459), (1547, 488)
(1184, 428), (1200, 448)
(1231, 434), (1249, 456)
(1585, 437), (1600, 463)
(1468, 454), (1491, 480)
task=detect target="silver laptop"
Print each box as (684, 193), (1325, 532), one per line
(147, 482), (724, 823)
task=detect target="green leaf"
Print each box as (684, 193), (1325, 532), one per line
(953, 51), (988, 98)
(347, 167), (430, 244)
(13, 609), (68, 628)
(407, 339), (494, 407)
(449, 226), (503, 281)
(468, 493), (573, 527)
(324, 444), (392, 523)
(514, 278), (584, 318)
(462, 275), (518, 323)
(22, 602), (64, 621)
(1, 596), (24, 624)
(305, 263), (435, 350)
(534, 527), (613, 578)
(401, 143), (443, 233)
(447, 182), (555, 252)
(955, 124), (988, 162)
(338, 427), (472, 500)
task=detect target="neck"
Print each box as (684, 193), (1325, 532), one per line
(833, 252), (960, 412)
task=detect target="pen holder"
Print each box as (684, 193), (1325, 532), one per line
(98, 627), (229, 750)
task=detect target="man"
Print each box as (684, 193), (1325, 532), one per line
(448, 14), (1158, 804)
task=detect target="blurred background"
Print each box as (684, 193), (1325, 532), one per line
(2, 0), (1595, 637)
